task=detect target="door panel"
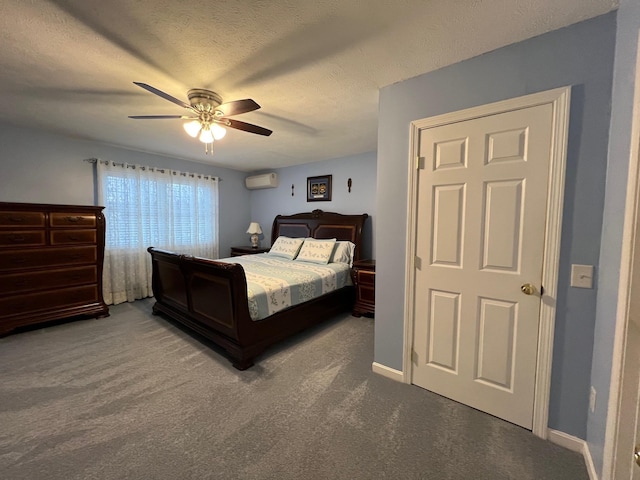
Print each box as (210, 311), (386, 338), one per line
(476, 297), (517, 391)
(412, 103), (553, 429)
(482, 180), (524, 272)
(487, 127), (527, 164)
(432, 185), (465, 267)
(427, 289), (461, 371)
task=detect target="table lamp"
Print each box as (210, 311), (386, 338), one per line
(246, 222), (262, 248)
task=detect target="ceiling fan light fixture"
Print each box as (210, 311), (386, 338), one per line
(130, 83), (272, 156)
(199, 127), (214, 144)
(212, 124), (227, 140)
(183, 120), (201, 138)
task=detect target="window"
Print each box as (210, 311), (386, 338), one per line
(97, 161), (219, 304)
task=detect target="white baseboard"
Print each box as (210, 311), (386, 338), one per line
(371, 362), (404, 382)
(547, 429), (583, 452)
(547, 429), (598, 480)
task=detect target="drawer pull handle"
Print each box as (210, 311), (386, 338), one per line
(65, 216), (81, 223)
(10, 235), (25, 242)
(67, 236), (80, 241)
(11, 258), (27, 264)
(8, 216), (25, 223)
(66, 254), (83, 260)
(15, 279), (29, 287)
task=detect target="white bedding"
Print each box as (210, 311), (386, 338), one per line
(218, 254), (352, 320)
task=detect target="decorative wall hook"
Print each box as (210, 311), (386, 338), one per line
(347, 178), (352, 193)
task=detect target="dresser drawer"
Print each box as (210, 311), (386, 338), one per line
(50, 229), (97, 245)
(0, 230), (46, 247)
(0, 266), (97, 294)
(358, 284), (375, 304)
(0, 211), (45, 227)
(50, 212), (97, 228)
(0, 285), (99, 316)
(0, 246), (97, 271)
(357, 270), (375, 286)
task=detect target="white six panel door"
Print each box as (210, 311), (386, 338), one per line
(412, 103), (553, 429)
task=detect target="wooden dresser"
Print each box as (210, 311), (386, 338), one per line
(0, 202), (109, 335)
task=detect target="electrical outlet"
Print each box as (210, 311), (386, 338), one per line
(589, 386), (597, 413)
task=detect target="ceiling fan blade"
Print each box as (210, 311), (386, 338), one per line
(226, 118), (272, 136)
(128, 115), (195, 119)
(216, 99), (260, 117)
(133, 82), (191, 109)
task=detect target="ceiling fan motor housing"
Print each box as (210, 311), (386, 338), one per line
(187, 89), (223, 113)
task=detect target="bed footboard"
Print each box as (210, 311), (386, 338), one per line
(147, 247), (356, 370)
(148, 247), (259, 367)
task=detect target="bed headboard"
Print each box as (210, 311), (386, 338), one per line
(271, 210), (369, 261)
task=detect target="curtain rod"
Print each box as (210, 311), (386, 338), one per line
(83, 158), (221, 181)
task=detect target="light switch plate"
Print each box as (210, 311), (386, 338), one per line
(571, 264), (594, 289)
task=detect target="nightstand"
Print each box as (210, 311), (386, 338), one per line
(230, 246), (270, 257)
(351, 259), (375, 317)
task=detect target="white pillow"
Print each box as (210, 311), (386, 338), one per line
(330, 241), (356, 266)
(295, 238), (337, 264)
(267, 236), (304, 260)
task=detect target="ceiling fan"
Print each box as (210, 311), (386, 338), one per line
(129, 82), (272, 154)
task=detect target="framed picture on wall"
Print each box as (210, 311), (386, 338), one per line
(307, 175), (332, 202)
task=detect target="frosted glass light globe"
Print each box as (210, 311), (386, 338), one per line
(199, 128), (214, 144)
(212, 124), (227, 140)
(183, 120), (201, 138)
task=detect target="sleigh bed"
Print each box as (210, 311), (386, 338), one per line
(147, 210), (369, 370)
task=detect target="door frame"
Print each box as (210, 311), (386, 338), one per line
(403, 86), (571, 439)
(603, 30), (640, 479)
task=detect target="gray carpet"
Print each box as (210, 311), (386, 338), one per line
(0, 299), (588, 480)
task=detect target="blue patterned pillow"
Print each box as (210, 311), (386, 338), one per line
(267, 236), (304, 260)
(295, 238), (336, 264)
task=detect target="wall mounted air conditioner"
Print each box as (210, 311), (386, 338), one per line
(245, 173), (278, 190)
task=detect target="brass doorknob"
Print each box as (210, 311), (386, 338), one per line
(634, 444), (640, 467)
(521, 283), (536, 295)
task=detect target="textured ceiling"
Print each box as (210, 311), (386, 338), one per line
(0, 0), (617, 171)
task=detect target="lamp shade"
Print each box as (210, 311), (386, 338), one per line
(246, 222), (262, 235)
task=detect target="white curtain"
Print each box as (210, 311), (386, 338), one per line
(97, 161), (219, 305)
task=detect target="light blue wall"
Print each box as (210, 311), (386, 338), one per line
(0, 120), (376, 263)
(247, 152), (376, 259)
(0, 122), (252, 257)
(376, 13), (616, 440)
(589, 0), (640, 476)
